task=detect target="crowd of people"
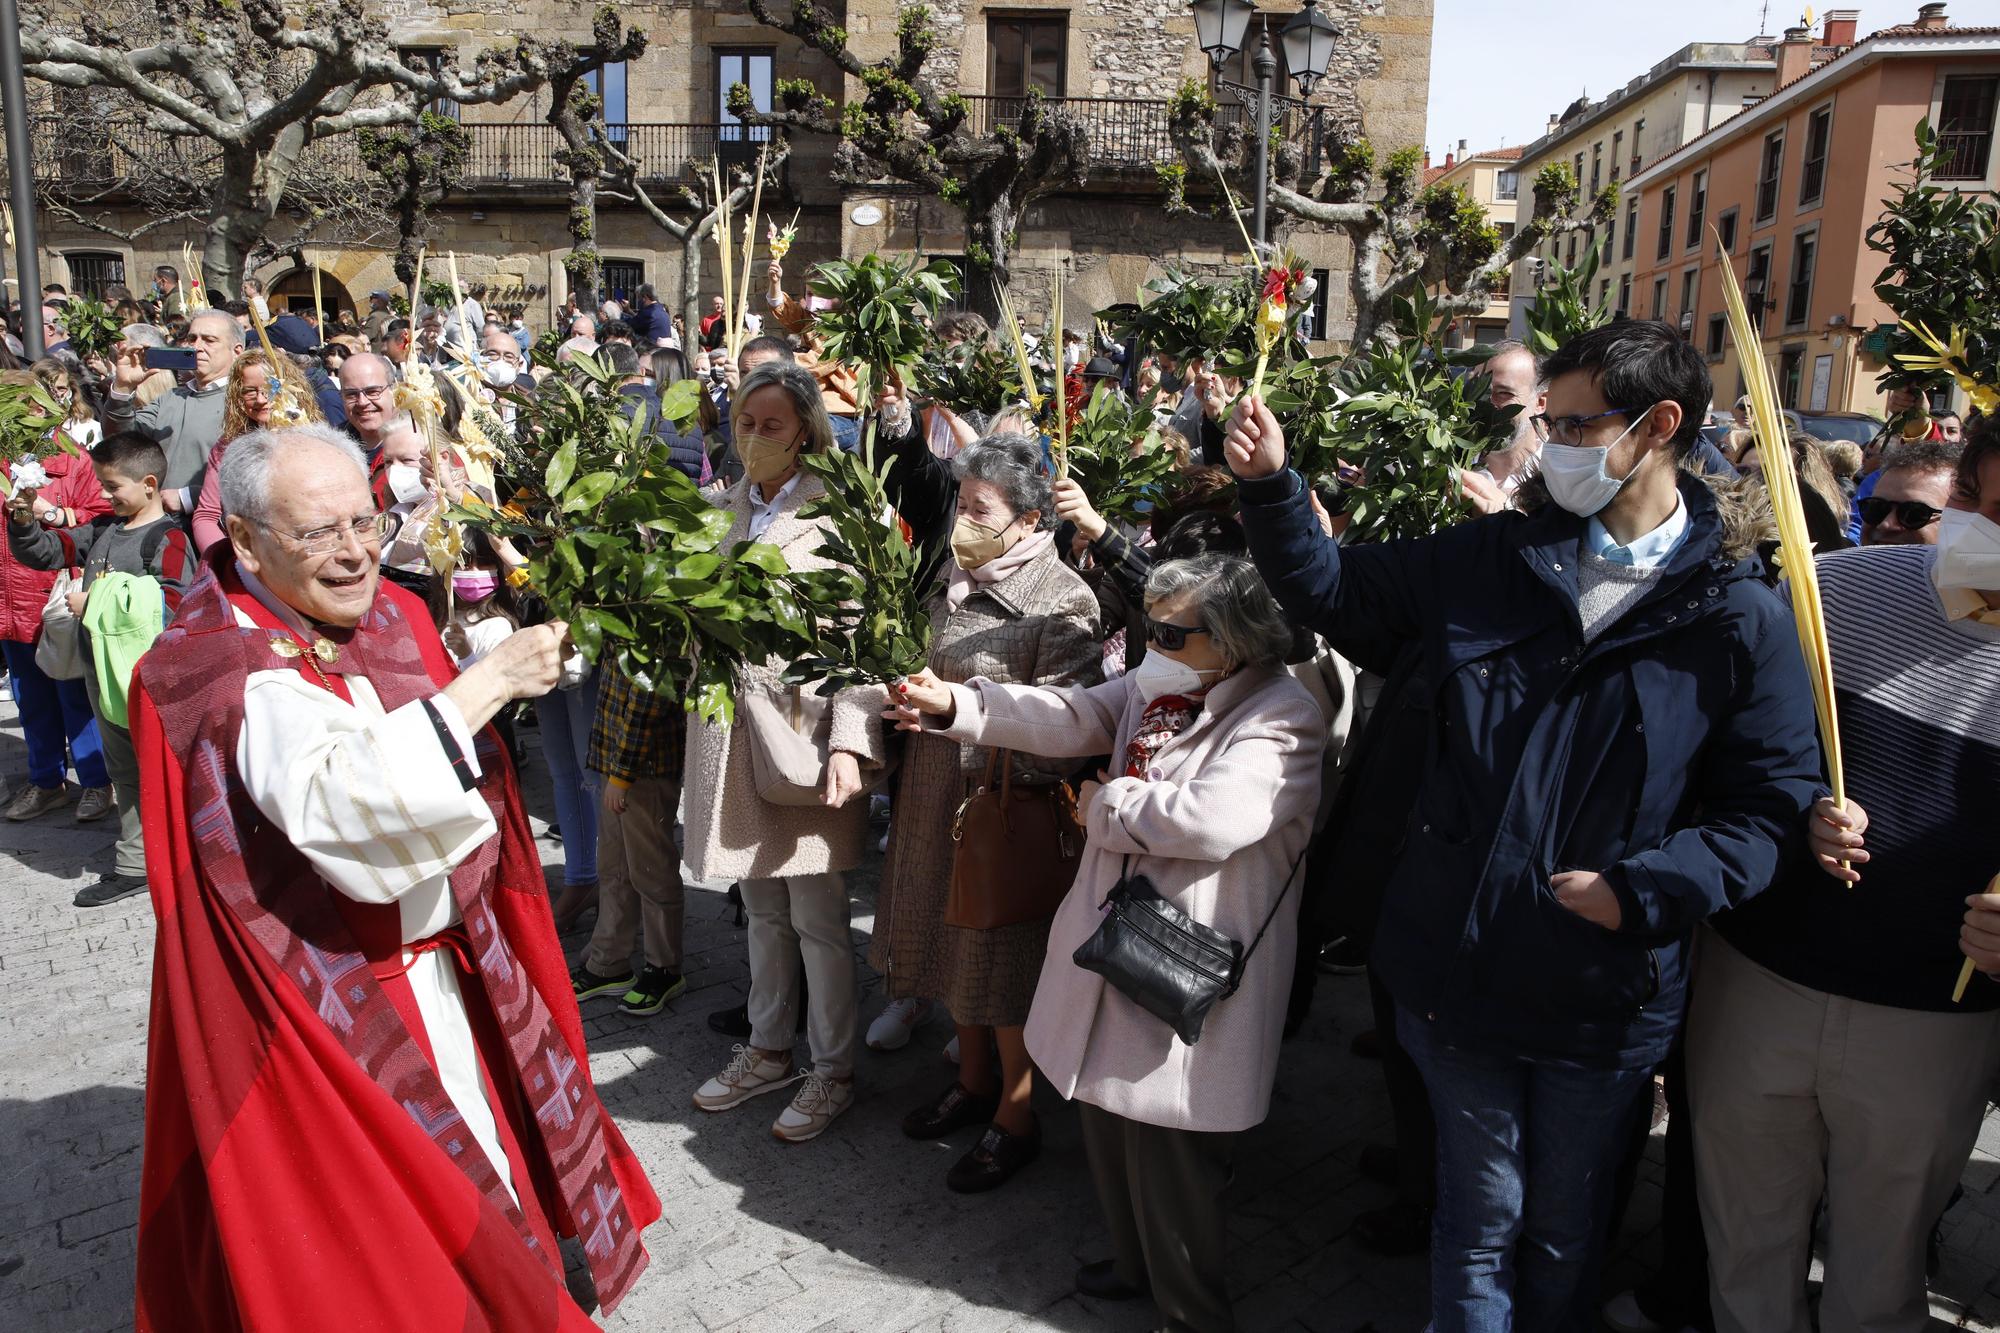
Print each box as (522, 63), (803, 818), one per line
(5, 254), (1998, 1333)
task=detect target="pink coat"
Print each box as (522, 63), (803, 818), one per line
(937, 666), (1325, 1132)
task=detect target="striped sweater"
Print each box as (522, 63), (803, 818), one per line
(1715, 543), (2000, 1012)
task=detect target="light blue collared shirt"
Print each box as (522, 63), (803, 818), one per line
(1585, 494), (1690, 570)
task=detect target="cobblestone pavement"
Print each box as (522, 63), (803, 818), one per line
(3, 701), (1999, 1332)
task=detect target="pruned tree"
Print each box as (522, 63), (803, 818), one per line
(357, 109), (470, 292)
(599, 137), (793, 331)
(1167, 81), (1616, 353)
(542, 8), (649, 312)
(731, 0), (1088, 315)
(20, 0), (643, 298)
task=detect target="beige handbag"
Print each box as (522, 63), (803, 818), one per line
(743, 685), (832, 806)
(35, 570), (86, 681)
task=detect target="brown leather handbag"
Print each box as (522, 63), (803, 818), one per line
(944, 747), (1085, 930)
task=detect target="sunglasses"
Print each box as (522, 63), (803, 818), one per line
(1146, 618), (1211, 651)
(1858, 497), (1943, 529)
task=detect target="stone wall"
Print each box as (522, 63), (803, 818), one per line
(25, 0), (1432, 349)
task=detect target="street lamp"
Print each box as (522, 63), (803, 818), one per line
(1191, 0), (1339, 247)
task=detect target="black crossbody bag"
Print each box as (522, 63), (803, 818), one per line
(1072, 850), (1307, 1045)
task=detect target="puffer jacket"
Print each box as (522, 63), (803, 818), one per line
(1239, 465), (1823, 1067)
(0, 444), (108, 643)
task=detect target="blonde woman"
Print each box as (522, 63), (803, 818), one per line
(190, 351), (322, 551)
(681, 360), (889, 1144)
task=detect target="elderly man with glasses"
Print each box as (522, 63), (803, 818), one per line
(1225, 318), (1824, 1333)
(124, 423), (660, 1328)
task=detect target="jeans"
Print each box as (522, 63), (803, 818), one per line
(534, 671), (600, 886)
(2, 639), (108, 789)
(830, 414), (861, 453)
(1398, 1007), (1655, 1333)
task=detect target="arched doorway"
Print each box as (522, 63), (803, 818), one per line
(269, 266), (355, 324)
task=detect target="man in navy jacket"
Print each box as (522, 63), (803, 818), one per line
(1226, 320), (1822, 1333)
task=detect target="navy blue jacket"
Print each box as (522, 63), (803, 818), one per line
(617, 383), (705, 482)
(627, 300), (673, 348)
(1239, 466), (1823, 1066)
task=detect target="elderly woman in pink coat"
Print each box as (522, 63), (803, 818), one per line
(889, 552), (1325, 1333)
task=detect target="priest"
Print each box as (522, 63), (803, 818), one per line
(129, 422), (659, 1329)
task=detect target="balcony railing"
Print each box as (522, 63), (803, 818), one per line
(1935, 130), (1995, 182)
(959, 94), (1323, 173)
(21, 99), (1323, 200)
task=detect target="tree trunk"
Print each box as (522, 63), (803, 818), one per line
(201, 145), (278, 305)
(962, 204), (1010, 322)
(679, 225), (708, 333)
(565, 171), (602, 314)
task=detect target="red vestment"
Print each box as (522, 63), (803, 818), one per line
(131, 554), (660, 1330)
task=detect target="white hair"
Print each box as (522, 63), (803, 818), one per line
(219, 424), (368, 525)
(120, 322), (166, 349)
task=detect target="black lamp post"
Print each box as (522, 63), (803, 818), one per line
(1191, 0), (1338, 248)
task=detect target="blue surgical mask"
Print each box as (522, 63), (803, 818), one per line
(1537, 410), (1653, 517)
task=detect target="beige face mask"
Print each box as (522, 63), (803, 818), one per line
(950, 515), (1014, 571)
(739, 431), (800, 485)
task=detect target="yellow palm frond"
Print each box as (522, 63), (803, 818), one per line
(1714, 223), (1845, 816)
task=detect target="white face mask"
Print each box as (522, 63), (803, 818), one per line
(481, 358), (518, 389)
(386, 463), (427, 506)
(1131, 650), (1223, 705)
(1538, 410), (1651, 517)
(1932, 507), (2000, 594)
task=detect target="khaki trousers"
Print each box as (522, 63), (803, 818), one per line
(742, 873), (857, 1080)
(584, 779), (685, 974)
(1688, 928), (2000, 1333)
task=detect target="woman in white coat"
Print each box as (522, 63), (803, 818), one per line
(888, 553), (1325, 1333)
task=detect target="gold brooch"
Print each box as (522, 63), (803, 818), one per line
(269, 636), (340, 664)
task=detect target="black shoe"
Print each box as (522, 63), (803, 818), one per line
(706, 1000), (807, 1039)
(901, 1081), (1001, 1140)
(707, 1002), (753, 1038)
(571, 963), (636, 1001)
(945, 1120), (1041, 1194)
(618, 966), (687, 1016)
(1358, 1142), (1399, 1187)
(1075, 1259), (1148, 1302)
(1317, 934), (1369, 974)
(1352, 1199), (1432, 1255)
(74, 873), (145, 908)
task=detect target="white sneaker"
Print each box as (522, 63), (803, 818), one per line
(866, 997), (933, 1051)
(771, 1071), (853, 1143)
(691, 1045), (795, 1112)
(944, 1034), (960, 1064)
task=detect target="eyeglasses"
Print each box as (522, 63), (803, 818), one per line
(258, 512), (392, 556)
(1146, 618), (1211, 651)
(340, 384), (389, 403)
(1857, 497), (1944, 530)
(1529, 407), (1635, 445)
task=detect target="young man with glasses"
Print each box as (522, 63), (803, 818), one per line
(1860, 439), (1959, 547)
(336, 353), (398, 462)
(1691, 416), (2000, 1333)
(1223, 319), (1823, 1332)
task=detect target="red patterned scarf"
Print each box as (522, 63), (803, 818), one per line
(1124, 689), (1209, 778)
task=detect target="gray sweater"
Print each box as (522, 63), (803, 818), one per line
(1576, 549), (1667, 644)
(103, 380), (228, 498)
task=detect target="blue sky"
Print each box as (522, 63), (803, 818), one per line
(1424, 0), (2000, 159)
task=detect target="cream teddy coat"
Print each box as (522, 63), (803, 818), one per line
(936, 665), (1325, 1132)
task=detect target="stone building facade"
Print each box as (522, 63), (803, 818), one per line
(22, 0), (1432, 346)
